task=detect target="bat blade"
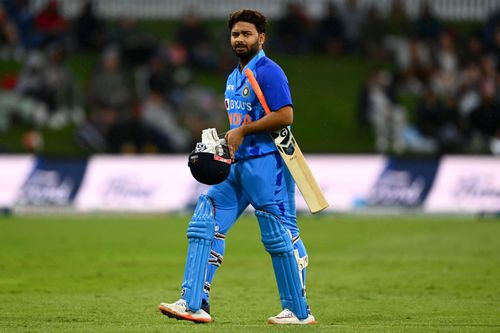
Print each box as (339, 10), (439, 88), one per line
(272, 128), (329, 213)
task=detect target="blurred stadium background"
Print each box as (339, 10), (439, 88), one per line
(0, 1), (499, 332)
(0, 0), (499, 215)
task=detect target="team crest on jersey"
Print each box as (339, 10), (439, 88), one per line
(242, 86), (250, 97)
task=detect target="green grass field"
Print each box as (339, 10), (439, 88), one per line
(0, 214), (499, 332)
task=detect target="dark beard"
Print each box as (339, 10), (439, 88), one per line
(232, 40), (260, 64)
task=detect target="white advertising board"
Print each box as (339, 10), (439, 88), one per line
(74, 155), (386, 213)
(424, 156), (500, 213)
(297, 155), (386, 212)
(74, 155), (204, 212)
(4, 154), (497, 214)
(0, 155), (34, 208)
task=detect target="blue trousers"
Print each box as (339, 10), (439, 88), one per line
(202, 152), (308, 303)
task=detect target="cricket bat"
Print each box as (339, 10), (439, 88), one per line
(244, 68), (329, 214)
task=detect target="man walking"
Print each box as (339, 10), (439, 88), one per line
(159, 9), (316, 325)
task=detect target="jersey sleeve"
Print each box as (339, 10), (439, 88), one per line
(255, 60), (293, 112)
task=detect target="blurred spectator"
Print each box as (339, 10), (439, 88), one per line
(77, 45), (134, 152)
(430, 31), (460, 97)
(15, 50), (54, 114)
(34, 0), (68, 47)
(358, 73), (372, 127)
(273, 2), (312, 55)
(135, 50), (174, 101)
(385, 0), (413, 37)
(479, 53), (498, 84)
(383, 0), (413, 70)
(434, 31), (459, 73)
(109, 17), (157, 66)
(44, 42), (83, 128)
(73, 0), (105, 51)
(461, 31), (484, 65)
(106, 102), (174, 154)
(361, 4), (385, 60)
(176, 84), (225, 147)
(486, 26), (500, 70)
(360, 69), (407, 153)
(0, 89), (47, 133)
(483, 8), (500, 50)
(383, 0), (413, 73)
(174, 11), (217, 70)
(134, 46), (190, 152)
(415, 1), (442, 43)
(0, 3), (22, 60)
(139, 85), (191, 153)
(161, 42), (195, 107)
(468, 77), (500, 154)
(210, 24), (237, 75)
(491, 134), (500, 155)
(87, 45), (133, 118)
(414, 88), (441, 140)
(338, 0), (366, 54)
(314, 2), (344, 55)
(0, 50), (53, 131)
(456, 61), (482, 122)
(391, 35), (432, 94)
(4, 0), (43, 50)
(415, 88), (465, 153)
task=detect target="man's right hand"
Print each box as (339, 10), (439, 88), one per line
(224, 127), (246, 159)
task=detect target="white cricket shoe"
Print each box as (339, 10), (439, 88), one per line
(159, 299), (213, 323)
(268, 308), (316, 325)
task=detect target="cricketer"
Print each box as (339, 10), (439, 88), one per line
(159, 8), (316, 325)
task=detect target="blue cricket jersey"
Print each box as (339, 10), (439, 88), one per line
(224, 50), (293, 160)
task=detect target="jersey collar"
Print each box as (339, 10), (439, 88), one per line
(239, 50), (266, 72)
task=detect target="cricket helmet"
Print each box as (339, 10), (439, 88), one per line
(188, 141), (232, 185)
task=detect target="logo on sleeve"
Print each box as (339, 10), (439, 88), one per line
(242, 86), (250, 97)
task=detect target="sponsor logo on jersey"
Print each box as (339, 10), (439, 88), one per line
(229, 112), (253, 126)
(225, 98), (252, 111)
(226, 84), (235, 91)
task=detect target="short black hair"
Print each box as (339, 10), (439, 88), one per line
(228, 9), (267, 34)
